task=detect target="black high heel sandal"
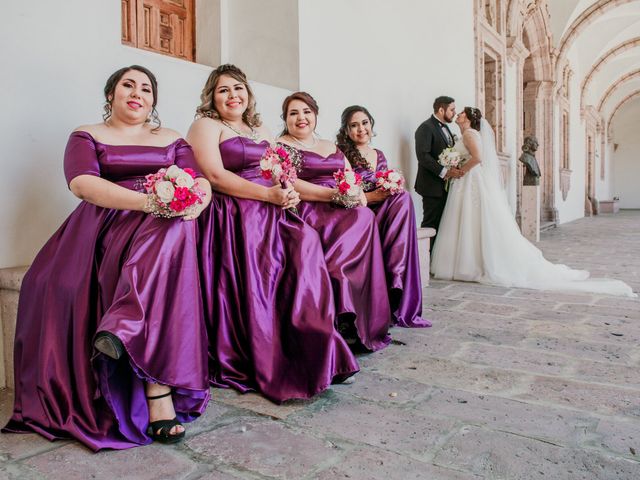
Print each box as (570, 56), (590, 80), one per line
(146, 391), (185, 444)
(94, 331), (125, 360)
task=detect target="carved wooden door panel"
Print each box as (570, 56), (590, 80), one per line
(122, 0), (194, 62)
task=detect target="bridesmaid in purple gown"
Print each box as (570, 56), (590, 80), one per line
(276, 92), (392, 352)
(3, 66), (211, 450)
(187, 65), (358, 403)
(337, 106), (430, 328)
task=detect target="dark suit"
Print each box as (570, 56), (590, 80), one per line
(414, 115), (455, 247)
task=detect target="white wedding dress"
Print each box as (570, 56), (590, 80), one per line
(431, 119), (635, 297)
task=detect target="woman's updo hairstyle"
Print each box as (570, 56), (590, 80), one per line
(103, 65), (161, 130)
(279, 91), (319, 136)
(195, 64), (262, 127)
(464, 107), (483, 131)
(336, 105), (376, 170)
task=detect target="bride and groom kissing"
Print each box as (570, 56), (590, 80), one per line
(414, 95), (635, 297)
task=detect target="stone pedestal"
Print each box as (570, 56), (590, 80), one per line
(417, 228), (436, 287)
(520, 186), (540, 242)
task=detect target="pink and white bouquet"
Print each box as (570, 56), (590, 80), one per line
(260, 144), (302, 187)
(438, 147), (462, 191)
(142, 165), (205, 217)
(375, 169), (405, 195)
(332, 168), (363, 208)
(438, 147), (462, 168)
(260, 143), (303, 213)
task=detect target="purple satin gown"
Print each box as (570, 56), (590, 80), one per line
(198, 136), (359, 403)
(3, 132), (210, 451)
(295, 147), (392, 352)
(355, 149), (430, 328)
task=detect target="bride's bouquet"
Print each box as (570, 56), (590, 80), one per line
(332, 168), (363, 208)
(438, 147), (462, 191)
(375, 169), (405, 195)
(142, 165), (205, 217)
(260, 143), (303, 213)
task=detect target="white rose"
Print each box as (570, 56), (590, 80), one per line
(272, 163), (283, 178)
(175, 171), (195, 188)
(383, 181), (392, 190)
(345, 170), (356, 184)
(388, 171), (401, 183)
(155, 181), (175, 203)
(166, 165), (181, 180)
(260, 159), (270, 171)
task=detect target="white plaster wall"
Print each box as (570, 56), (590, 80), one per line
(556, 50), (587, 224)
(0, 1), (289, 269)
(226, 0), (299, 90)
(297, 0), (476, 221)
(611, 100), (640, 208)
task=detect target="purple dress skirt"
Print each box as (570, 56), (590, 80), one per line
(356, 149), (430, 328)
(295, 148), (392, 352)
(198, 136), (359, 403)
(2, 132), (210, 451)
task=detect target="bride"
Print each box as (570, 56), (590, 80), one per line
(431, 107), (635, 297)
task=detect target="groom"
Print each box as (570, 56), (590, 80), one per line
(414, 96), (463, 250)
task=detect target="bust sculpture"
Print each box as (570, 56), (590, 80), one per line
(519, 136), (541, 186)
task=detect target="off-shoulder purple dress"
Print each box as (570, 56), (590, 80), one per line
(355, 149), (429, 328)
(2, 132), (210, 451)
(198, 136), (359, 403)
(294, 147), (392, 352)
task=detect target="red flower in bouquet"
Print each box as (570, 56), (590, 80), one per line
(143, 165), (205, 217)
(260, 143), (303, 214)
(374, 169), (405, 195)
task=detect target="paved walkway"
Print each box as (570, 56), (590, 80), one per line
(1, 211), (639, 479)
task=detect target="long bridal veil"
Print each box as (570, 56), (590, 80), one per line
(448, 119), (635, 297)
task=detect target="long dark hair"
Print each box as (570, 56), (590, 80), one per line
(464, 106), (483, 131)
(336, 105), (375, 170)
(103, 65), (161, 131)
(195, 64), (262, 127)
(279, 91), (319, 137)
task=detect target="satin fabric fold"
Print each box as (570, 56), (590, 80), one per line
(198, 136), (359, 404)
(356, 149), (430, 328)
(295, 147), (391, 351)
(3, 132), (209, 451)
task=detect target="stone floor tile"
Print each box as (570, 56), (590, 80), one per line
(185, 416), (340, 479)
(568, 359), (640, 388)
(288, 396), (456, 460)
(22, 442), (197, 480)
(455, 343), (570, 376)
(314, 446), (481, 480)
(522, 335), (634, 364)
(516, 376), (640, 417)
(210, 389), (307, 420)
(594, 417), (640, 459)
(415, 387), (594, 446)
(333, 371), (432, 405)
(434, 425), (640, 479)
(458, 301), (522, 317)
(437, 323), (528, 347)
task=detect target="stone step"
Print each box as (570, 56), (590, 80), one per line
(0, 266), (28, 389)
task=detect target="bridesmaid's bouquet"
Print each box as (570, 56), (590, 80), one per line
(438, 147), (462, 191)
(375, 169), (405, 195)
(260, 143), (303, 213)
(332, 168), (363, 208)
(142, 165), (205, 217)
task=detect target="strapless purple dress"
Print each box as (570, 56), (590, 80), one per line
(3, 132), (210, 451)
(295, 148), (391, 352)
(356, 149), (430, 328)
(198, 136), (359, 403)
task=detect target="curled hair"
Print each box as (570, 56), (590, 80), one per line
(195, 64), (262, 127)
(433, 95), (455, 114)
(103, 65), (161, 131)
(336, 105), (376, 170)
(464, 107), (483, 131)
(279, 91), (319, 137)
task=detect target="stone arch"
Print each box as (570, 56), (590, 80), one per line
(608, 89), (640, 136)
(580, 37), (640, 111)
(555, 0), (640, 81)
(507, 0), (556, 224)
(597, 69), (640, 112)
